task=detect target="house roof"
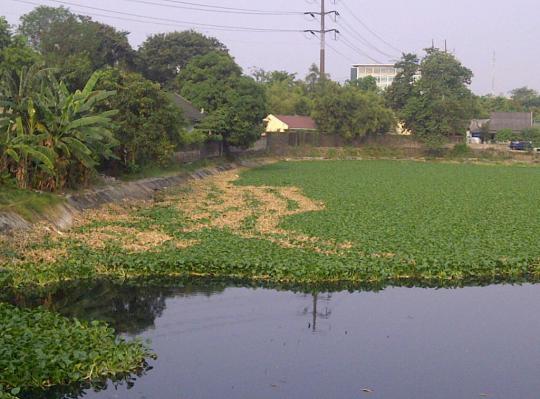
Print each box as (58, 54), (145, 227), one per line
(489, 112), (533, 132)
(274, 115), (317, 130)
(167, 93), (205, 123)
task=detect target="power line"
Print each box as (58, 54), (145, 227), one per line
(338, 35), (383, 64)
(10, 0), (304, 33)
(147, 0), (302, 14)
(121, 0), (303, 16)
(326, 40), (356, 64)
(337, 16), (397, 60)
(339, 0), (403, 55)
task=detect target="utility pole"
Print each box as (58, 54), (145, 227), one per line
(320, 0), (326, 77)
(305, 1), (339, 80)
(491, 51), (496, 96)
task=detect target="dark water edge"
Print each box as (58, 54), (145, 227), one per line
(6, 278), (540, 399)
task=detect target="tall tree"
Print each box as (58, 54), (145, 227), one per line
(41, 17), (134, 89)
(400, 49), (475, 144)
(253, 68), (311, 116)
(510, 87), (540, 108)
(313, 82), (394, 139)
(95, 67), (187, 171)
(0, 17), (11, 51)
(138, 31), (227, 86)
(177, 52), (266, 151)
(19, 7), (134, 89)
(385, 53), (420, 110)
(18, 6), (74, 50)
(0, 16), (41, 73)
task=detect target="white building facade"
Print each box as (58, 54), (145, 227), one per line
(350, 64), (400, 90)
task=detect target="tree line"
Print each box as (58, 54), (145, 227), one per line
(1, 5), (538, 192)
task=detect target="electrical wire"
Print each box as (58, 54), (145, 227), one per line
(337, 16), (397, 60)
(338, 35), (383, 64)
(339, 0), (403, 55)
(146, 0), (303, 14)
(326, 40), (357, 64)
(121, 0), (304, 16)
(10, 0), (304, 33)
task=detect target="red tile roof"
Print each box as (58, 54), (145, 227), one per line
(275, 115), (317, 130)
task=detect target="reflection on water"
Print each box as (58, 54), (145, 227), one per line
(9, 280), (540, 399)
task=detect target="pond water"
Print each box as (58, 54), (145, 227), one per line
(13, 281), (540, 399)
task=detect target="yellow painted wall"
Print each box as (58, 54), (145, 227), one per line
(264, 114), (289, 133)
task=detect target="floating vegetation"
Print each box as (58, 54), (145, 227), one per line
(0, 303), (153, 398)
(1, 160), (540, 289)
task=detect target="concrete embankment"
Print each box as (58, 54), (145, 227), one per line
(0, 162), (250, 234)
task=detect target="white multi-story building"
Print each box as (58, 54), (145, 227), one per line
(350, 64), (400, 90)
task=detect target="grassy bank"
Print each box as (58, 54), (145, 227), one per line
(0, 187), (63, 222)
(2, 160), (540, 290)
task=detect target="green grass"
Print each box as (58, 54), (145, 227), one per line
(2, 160), (540, 289)
(0, 187), (63, 221)
(118, 158), (221, 181)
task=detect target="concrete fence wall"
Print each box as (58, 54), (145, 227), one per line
(265, 132), (426, 154)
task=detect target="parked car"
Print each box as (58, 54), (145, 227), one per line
(509, 141), (533, 151)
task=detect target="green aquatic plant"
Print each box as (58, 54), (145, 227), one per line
(0, 303), (153, 398)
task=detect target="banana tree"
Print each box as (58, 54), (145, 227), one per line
(0, 67), (56, 189)
(0, 65), (119, 190)
(37, 71), (118, 189)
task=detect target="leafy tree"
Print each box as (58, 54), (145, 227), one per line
(177, 52), (266, 152)
(18, 6), (75, 50)
(251, 68), (297, 85)
(19, 7), (135, 89)
(347, 76), (378, 92)
(252, 68), (311, 116)
(0, 65), (55, 188)
(1, 35), (42, 74)
(400, 49), (475, 144)
(1, 66), (118, 190)
(95, 68), (187, 172)
(475, 95), (523, 118)
(0, 17), (11, 51)
(385, 53), (420, 110)
(0, 16), (41, 74)
(42, 17), (134, 89)
(37, 71), (118, 189)
(511, 87), (540, 109)
(313, 81), (395, 139)
(138, 30), (227, 86)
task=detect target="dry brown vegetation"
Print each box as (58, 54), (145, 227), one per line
(168, 170), (351, 254)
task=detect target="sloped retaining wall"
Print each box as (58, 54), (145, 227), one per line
(0, 163), (242, 234)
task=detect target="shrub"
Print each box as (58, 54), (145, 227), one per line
(521, 127), (540, 147)
(496, 128), (518, 143)
(448, 143), (472, 157)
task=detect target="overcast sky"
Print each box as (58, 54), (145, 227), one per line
(3, 0), (539, 95)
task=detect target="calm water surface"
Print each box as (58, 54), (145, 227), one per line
(19, 282), (540, 399)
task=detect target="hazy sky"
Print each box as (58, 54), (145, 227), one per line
(3, 0), (539, 95)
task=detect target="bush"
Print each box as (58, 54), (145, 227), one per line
(496, 128), (518, 143)
(448, 143), (472, 157)
(521, 127), (540, 147)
